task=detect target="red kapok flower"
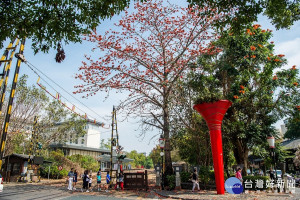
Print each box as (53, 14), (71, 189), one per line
(267, 57), (271, 61)
(273, 75), (278, 80)
(250, 46), (256, 51)
(274, 59), (280, 62)
(261, 30), (266, 33)
(234, 95), (239, 99)
(293, 82), (298, 86)
(292, 65), (296, 70)
(251, 55), (256, 58)
(253, 24), (261, 29)
(240, 85), (245, 89)
(278, 54), (285, 57)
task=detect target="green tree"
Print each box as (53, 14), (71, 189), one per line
(0, 74), (48, 155)
(149, 145), (161, 166)
(100, 138), (111, 150)
(187, 0), (300, 30)
(188, 24), (299, 175)
(38, 99), (87, 147)
(284, 106), (300, 139)
(0, 0), (131, 54)
(126, 150), (154, 168)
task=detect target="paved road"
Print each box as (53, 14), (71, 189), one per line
(0, 184), (159, 200)
(0, 185), (71, 200)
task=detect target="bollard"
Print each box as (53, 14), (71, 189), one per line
(175, 171), (181, 190)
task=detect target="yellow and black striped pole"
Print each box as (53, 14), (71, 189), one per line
(0, 39), (16, 68)
(0, 38), (25, 170)
(0, 39), (20, 115)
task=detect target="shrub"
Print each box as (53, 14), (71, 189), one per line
(180, 171), (191, 182)
(40, 165), (68, 179)
(166, 175), (176, 190)
(199, 166), (214, 184)
(68, 154), (98, 171)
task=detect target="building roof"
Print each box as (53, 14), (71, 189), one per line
(3, 153), (52, 163)
(4, 153), (31, 160)
(49, 143), (111, 153)
(281, 138), (300, 150)
(97, 154), (133, 163)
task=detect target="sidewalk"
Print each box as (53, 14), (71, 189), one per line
(154, 189), (298, 200)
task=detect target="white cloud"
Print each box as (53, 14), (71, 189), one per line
(276, 37), (300, 68)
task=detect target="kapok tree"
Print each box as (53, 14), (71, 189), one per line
(75, 0), (229, 176)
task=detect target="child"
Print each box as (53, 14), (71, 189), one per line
(105, 172), (111, 192)
(97, 171), (101, 191)
(89, 174), (93, 191)
(119, 172), (124, 190)
(73, 170), (78, 190)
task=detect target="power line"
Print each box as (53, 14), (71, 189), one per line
(24, 60), (107, 123)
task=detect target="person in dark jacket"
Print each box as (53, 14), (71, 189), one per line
(191, 168), (200, 192)
(82, 170), (89, 192)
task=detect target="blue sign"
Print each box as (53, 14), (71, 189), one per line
(225, 177), (243, 194)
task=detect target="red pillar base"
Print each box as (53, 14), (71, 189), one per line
(193, 100), (232, 195)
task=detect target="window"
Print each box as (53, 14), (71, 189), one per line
(81, 139), (85, 145)
(75, 139), (78, 144)
(12, 163), (20, 173)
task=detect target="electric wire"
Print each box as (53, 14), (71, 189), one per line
(24, 60), (107, 124)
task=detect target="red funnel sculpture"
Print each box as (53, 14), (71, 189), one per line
(193, 100), (232, 194)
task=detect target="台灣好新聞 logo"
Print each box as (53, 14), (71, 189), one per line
(225, 177), (243, 194)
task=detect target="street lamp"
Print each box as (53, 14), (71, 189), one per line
(159, 135), (165, 190)
(267, 136), (279, 191)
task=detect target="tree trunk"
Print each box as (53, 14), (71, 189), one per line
(232, 137), (249, 176)
(163, 104), (173, 177)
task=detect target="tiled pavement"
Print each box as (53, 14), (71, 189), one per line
(154, 189), (299, 200)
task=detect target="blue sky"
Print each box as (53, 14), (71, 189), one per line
(1, 1), (300, 154)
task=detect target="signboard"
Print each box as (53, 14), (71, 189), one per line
(58, 165), (63, 171)
(33, 156), (44, 165)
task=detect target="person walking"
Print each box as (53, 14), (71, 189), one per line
(67, 168), (74, 191)
(89, 174), (93, 191)
(73, 170), (78, 190)
(119, 172), (124, 190)
(191, 168), (200, 192)
(105, 172), (111, 192)
(82, 170), (89, 192)
(97, 171), (102, 191)
(235, 168), (243, 183)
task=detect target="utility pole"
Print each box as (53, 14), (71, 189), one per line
(110, 106), (119, 187)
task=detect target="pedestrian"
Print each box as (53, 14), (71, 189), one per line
(89, 174), (93, 191)
(269, 168), (275, 180)
(73, 169), (78, 190)
(105, 171), (111, 192)
(67, 168), (74, 191)
(235, 168), (243, 183)
(97, 171), (101, 191)
(82, 170), (89, 192)
(119, 172), (124, 190)
(191, 168), (200, 192)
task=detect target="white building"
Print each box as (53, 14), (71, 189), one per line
(65, 121), (101, 148)
(49, 119), (110, 158)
